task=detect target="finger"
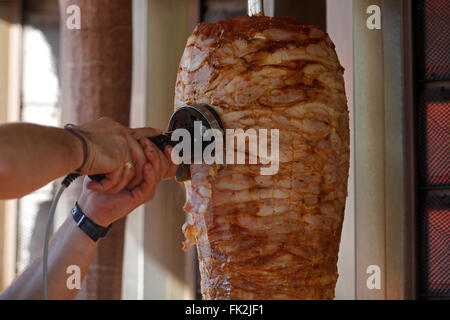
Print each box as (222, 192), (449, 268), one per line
(164, 146), (179, 180)
(155, 145), (170, 182)
(139, 137), (147, 149)
(87, 168), (123, 193)
(144, 162), (158, 202)
(143, 139), (162, 181)
(86, 180), (102, 193)
(165, 146), (175, 164)
(131, 127), (163, 141)
(109, 163), (135, 194)
(127, 138), (146, 189)
(97, 145), (132, 193)
(131, 162), (157, 203)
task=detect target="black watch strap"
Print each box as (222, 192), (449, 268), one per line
(71, 202), (111, 242)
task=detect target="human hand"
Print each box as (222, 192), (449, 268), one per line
(73, 118), (162, 193)
(77, 139), (178, 227)
(130, 127), (179, 181)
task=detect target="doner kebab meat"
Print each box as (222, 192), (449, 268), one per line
(175, 15), (350, 300)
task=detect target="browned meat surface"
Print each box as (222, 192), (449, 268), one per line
(175, 15), (349, 300)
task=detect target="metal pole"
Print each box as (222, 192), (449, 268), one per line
(248, 0), (265, 16)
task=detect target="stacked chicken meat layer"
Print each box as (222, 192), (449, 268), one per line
(175, 15), (350, 300)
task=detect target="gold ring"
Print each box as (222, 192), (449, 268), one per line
(124, 160), (135, 170)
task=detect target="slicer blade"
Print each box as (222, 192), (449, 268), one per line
(169, 104), (224, 133)
(169, 104), (224, 183)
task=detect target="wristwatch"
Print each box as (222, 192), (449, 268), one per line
(71, 202), (112, 242)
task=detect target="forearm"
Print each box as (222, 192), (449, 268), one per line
(0, 216), (97, 300)
(0, 123), (83, 199)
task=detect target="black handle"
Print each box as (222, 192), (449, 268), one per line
(148, 133), (174, 152)
(88, 134), (173, 183)
(89, 173), (107, 183)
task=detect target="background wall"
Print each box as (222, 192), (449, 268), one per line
(275, 0), (326, 31)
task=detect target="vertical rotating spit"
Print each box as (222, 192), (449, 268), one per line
(248, 0), (265, 16)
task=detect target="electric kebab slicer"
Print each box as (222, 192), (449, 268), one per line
(89, 104), (225, 183)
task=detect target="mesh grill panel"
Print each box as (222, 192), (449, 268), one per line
(419, 191), (450, 297)
(418, 85), (450, 186)
(415, 0), (450, 299)
(415, 0), (450, 81)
